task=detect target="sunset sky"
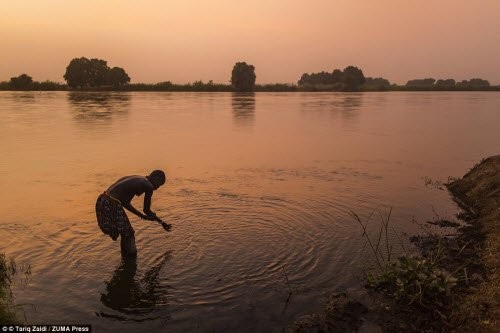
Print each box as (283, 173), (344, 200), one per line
(1, 0), (499, 84)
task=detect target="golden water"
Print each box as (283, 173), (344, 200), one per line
(0, 91), (499, 331)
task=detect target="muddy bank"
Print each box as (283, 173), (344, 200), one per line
(447, 155), (499, 331)
(289, 155), (499, 332)
(0, 254), (17, 324)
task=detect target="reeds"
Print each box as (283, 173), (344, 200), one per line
(350, 209), (458, 309)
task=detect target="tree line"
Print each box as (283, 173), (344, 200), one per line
(298, 66), (367, 90)
(405, 78), (491, 89)
(1, 57), (498, 91)
(0, 74), (66, 91)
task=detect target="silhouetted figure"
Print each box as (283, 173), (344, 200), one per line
(95, 170), (170, 257)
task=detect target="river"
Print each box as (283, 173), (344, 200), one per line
(0, 91), (498, 331)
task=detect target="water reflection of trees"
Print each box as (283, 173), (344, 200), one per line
(68, 92), (131, 126)
(98, 251), (172, 321)
(231, 93), (255, 128)
(301, 93), (363, 122)
(7, 91), (38, 104)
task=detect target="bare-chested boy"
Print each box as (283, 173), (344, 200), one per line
(95, 170), (170, 257)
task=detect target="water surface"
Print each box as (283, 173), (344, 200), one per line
(1, 91), (499, 332)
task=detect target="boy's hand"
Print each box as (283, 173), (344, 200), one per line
(145, 212), (171, 231)
(152, 215), (163, 223)
(145, 212), (159, 221)
(160, 222), (172, 231)
(147, 212), (166, 224)
(141, 214), (156, 221)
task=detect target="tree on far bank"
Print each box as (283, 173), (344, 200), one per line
(297, 66), (366, 90)
(9, 74), (33, 90)
(64, 57), (130, 89)
(435, 79), (456, 88)
(363, 77), (391, 90)
(64, 57), (91, 88)
(88, 58), (110, 87)
(406, 78), (436, 88)
(465, 78), (490, 87)
(342, 66), (366, 90)
(106, 67), (130, 88)
(231, 62), (256, 92)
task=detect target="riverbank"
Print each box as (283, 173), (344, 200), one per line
(447, 155), (499, 331)
(0, 254), (17, 324)
(1, 83), (500, 92)
(289, 155), (499, 332)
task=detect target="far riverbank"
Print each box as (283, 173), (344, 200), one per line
(1, 82), (500, 92)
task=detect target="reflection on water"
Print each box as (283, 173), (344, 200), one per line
(99, 251), (172, 321)
(68, 92), (131, 127)
(7, 91), (38, 104)
(231, 93), (255, 127)
(10, 91), (37, 99)
(300, 93), (363, 125)
(338, 95), (362, 120)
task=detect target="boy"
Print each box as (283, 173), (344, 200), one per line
(95, 170), (170, 257)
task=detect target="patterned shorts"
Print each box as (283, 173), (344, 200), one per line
(95, 192), (135, 241)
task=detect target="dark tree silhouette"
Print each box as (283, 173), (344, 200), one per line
(298, 71), (337, 85)
(363, 77), (391, 90)
(88, 58), (110, 87)
(466, 78), (490, 87)
(231, 62), (256, 92)
(9, 74), (33, 90)
(64, 57), (91, 88)
(298, 66), (366, 90)
(342, 66), (366, 90)
(106, 67), (130, 88)
(455, 78), (490, 88)
(406, 78), (436, 88)
(64, 57), (130, 89)
(331, 69), (344, 82)
(435, 79), (456, 88)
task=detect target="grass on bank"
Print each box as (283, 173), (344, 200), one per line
(350, 200), (500, 332)
(351, 209), (459, 311)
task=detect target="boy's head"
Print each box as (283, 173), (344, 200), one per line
(148, 170), (166, 189)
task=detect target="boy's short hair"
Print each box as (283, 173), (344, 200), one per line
(149, 170), (166, 185)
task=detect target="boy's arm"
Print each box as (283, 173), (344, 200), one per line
(143, 192), (170, 230)
(123, 202), (150, 220)
(143, 190), (162, 222)
(143, 190), (153, 216)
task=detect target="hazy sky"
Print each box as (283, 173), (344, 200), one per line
(2, 0), (500, 84)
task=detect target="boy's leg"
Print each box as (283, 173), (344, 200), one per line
(120, 235), (137, 257)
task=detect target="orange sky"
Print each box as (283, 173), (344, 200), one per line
(1, 0), (499, 84)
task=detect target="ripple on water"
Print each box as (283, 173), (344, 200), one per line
(131, 185), (358, 315)
(1, 165), (385, 330)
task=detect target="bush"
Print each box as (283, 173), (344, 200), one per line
(367, 255), (457, 307)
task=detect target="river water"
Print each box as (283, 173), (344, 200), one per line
(0, 91), (498, 331)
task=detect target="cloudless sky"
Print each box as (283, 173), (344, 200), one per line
(1, 0), (499, 84)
